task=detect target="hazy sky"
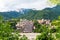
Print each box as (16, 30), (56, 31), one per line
(0, 0), (56, 12)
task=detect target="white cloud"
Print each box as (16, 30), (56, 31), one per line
(0, 0), (56, 12)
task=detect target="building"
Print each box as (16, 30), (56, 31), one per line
(37, 19), (51, 25)
(16, 19), (34, 33)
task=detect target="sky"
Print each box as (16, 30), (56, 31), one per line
(0, 0), (56, 12)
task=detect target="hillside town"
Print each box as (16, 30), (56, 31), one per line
(16, 19), (52, 33)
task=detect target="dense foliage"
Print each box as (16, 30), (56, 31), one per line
(19, 35), (28, 40)
(36, 32), (55, 40)
(0, 16), (28, 40)
(0, 16), (18, 40)
(35, 17), (60, 40)
(33, 20), (48, 33)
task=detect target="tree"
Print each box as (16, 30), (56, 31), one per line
(0, 16), (4, 23)
(33, 20), (42, 33)
(51, 17), (60, 40)
(19, 35), (28, 40)
(0, 16), (20, 40)
(49, 0), (60, 5)
(36, 32), (55, 40)
(33, 20), (49, 33)
(35, 26), (55, 40)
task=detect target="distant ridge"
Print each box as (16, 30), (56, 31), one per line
(0, 5), (60, 20)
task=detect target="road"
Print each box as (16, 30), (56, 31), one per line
(20, 33), (40, 40)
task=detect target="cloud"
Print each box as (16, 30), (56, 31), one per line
(0, 0), (56, 12)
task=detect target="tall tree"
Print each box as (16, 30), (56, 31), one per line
(49, 0), (60, 5)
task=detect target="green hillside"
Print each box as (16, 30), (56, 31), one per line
(0, 5), (60, 20)
(21, 5), (60, 20)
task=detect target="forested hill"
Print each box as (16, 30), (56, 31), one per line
(0, 5), (60, 20)
(21, 5), (60, 20)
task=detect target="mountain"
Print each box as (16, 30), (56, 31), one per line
(20, 5), (60, 20)
(0, 9), (32, 20)
(0, 5), (60, 20)
(0, 11), (22, 19)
